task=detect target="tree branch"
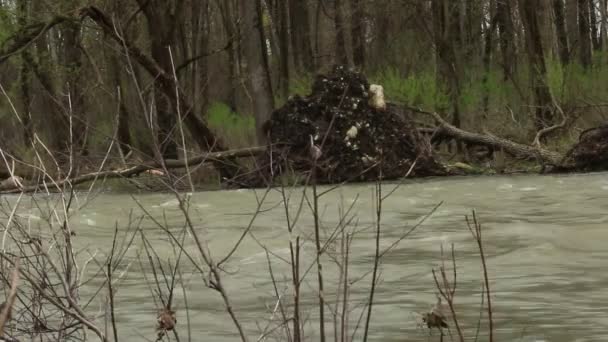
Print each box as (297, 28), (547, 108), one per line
(0, 146), (266, 194)
(0, 16), (70, 64)
(403, 105), (564, 166)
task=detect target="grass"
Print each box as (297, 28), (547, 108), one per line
(207, 102), (257, 148)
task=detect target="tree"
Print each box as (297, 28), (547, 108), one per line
(566, 0), (579, 58)
(217, 0), (240, 112)
(334, 0), (349, 66)
(578, 0), (593, 68)
(431, 0), (464, 134)
(553, 0), (571, 64)
(289, 0), (314, 72)
(17, 0), (33, 144)
(350, 0), (366, 68)
(278, 0), (290, 99)
(518, 0), (556, 130)
(601, 0), (608, 49)
(137, 0), (185, 160)
(240, 0), (275, 145)
(497, 0), (516, 78)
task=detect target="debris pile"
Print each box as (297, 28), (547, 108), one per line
(560, 123), (608, 171)
(257, 66), (446, 184)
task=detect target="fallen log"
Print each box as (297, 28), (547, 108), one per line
(0, 147), (266, 194)
(404, 106), (564, 167)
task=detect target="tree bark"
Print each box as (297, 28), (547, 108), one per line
(578, 0), (593, 68)
(17, 0), (33, 144)
(566, 0), (579, 58)
(431, 0), (463, 142)
(278, 0), (290, 99)
(138, 0), (183, 159)
(61, 21), (88, 157)
(334, 0), (349, 66)
(350, 0), (366, 68)
(240, 0), (275, 145)
(497, 0), (516, 79)
(482, 10), (497, 114)
(518, 0), (556, 130)
(590, 0), (600, 49)
(553, 0), (571, 64)
(601, 0), (608, 50)
(109, 52), (132, 157)
(410, 107), (563, 166)
(108, 0), (131, 157)
(290, 0), (314, 72)
(217, 0), (240, 112)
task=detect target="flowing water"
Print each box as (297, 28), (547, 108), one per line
(5, 172), (608, 341)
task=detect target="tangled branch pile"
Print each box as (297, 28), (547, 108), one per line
(257, 66), (446, 184)
(560, 123), (608, 171)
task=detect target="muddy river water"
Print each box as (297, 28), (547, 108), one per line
(5, 172), (608, 341)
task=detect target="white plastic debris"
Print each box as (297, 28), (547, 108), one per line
(369, 84), (386, 110)
(346, 125), (358, 139)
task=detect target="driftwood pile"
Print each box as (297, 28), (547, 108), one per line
(559, 123), (608, 171)
(256, 66), (446, 185)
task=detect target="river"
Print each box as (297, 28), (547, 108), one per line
(4, 172), (608, 341)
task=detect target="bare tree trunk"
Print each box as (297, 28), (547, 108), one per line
(17, 0), (33, 144)
(497, 0), (516, 79)
(108, 0), (132, 157)
(350, 0), (366, 68)
(290, 0), (314, 72)
(579, 0), (593, 68)
(63, 24), (87, 156)
(590, 0), (600, 49)
(278, 0), (290, 99)
(518, 0), (556, 130)
(31, 28), (68, 156)
(199, 0), (211, 114)
(566, 0), (579, 58)
(601, 0), (608, 49)
(553, 0), (571, 64)
(217, 0), (240, 112)
(240, 0), (275, 145)
(482, 7), (497, 114)
(334, 0), (349, 66)
(539, 0), (555, 59)
(431, 0), (463, 145)
(138, 0), (184, 159)
(109, 50), (132, 156)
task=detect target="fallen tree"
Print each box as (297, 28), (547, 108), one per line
(405, 106), (564, 167)
(0, 147), (266, 194)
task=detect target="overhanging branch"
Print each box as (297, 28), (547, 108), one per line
(0, 16), (70, 64)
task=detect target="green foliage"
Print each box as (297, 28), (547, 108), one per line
(289, 73), (313, 97)
(0, 6), (15, 43)
(372, 67), (450, 110)
(207, 102), (256, 148)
